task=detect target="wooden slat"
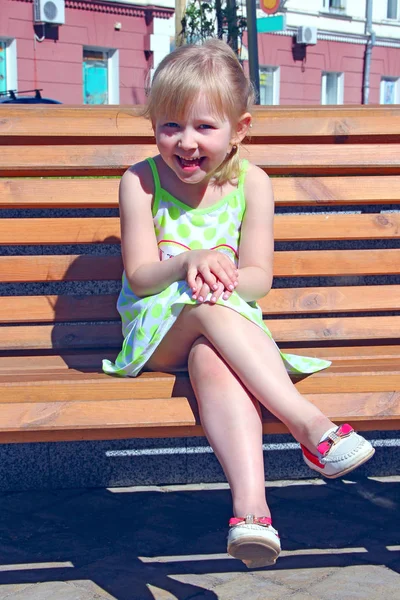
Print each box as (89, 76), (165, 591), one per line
(1, 315), (400, 351)
(1, 213), (399, 245)
(0, 353), (112, 374)
(0, 323), (122, 350)
(0, 346), (399, 376)
(0, 371), (177, 402)
(1, 105), (400, 139)
(1, 175), (400, 209)
(268, 315), (400, 343)
(273, 176), (400, 206)
(274, 249), (400, 276)
(1, 249), (399, 283)
(0, 390), (398, 444)
(0, 178), (120, 208)
(1, 285), (399, 324)
(0, 295), (119, 323)
(259, 285), (400, 314)
(0, 397), (196, 434)
(0, 255), (123, 282)
(2, 144), (400, 177)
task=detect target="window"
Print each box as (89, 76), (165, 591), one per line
(322, 0), (346, 12)
(82, 48), (119, 105)
(387, 0), (399, 19)
(0, 39), (17, 96)
(321, 72), (344, 105)
(259, 67), (280, 105)
(380, 77), (400, 104)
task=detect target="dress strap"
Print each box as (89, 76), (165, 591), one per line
(147, 157), (162, 215)
(237, 159), (249, 213)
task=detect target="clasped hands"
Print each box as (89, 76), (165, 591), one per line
(184, 249), (239, 304)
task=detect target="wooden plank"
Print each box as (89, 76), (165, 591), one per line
(0, 353), (113, 374)
(267, 315), (400, 343)
(2, 175), (400, 209)
(2, 144), (400, 177)
(273, 176), (400, 206)
(259, 285), (400, 314)
(0, 397), (196, 433)
(0, 323), (122, 350)
(0, 255), (123, 282)
(0, 178), (120, 209)
(1, 249), (399, 283)
(0, 295), (119, 323)
(0, 386), (397, 442)
(1, 315), (400, 352)
(274, 249), (400, 276)
(1, 285), (399, 324)
(0, 372), (177, 402)
(1, 213), (399, 245)
(1, 105), (400, 139)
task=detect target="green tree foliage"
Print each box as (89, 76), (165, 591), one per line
(179, 0), (247, 56)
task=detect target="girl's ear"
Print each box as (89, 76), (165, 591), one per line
(232, 113), (252, 145)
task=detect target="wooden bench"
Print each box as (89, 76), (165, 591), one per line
(0, 105), (399, 444)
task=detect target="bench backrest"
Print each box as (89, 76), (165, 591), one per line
(1, 105), (400, 365)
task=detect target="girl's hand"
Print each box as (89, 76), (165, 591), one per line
(184, 250), (238, 295)
(192, 275), (234, 304)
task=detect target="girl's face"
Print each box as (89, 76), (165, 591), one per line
(154, 93), (245, 185)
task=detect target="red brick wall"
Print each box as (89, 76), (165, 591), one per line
(0, 0), (166, 104)
(256, 32), (400, 105)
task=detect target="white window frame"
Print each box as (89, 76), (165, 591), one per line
(322, 0), (347, 14)
(321, 71), (344, 105)
(0, 38), (17, 94)
(386, 0), (399, 20)
(83, 46), (119, 105)
(380, 77), (400, 104)
(259, 66), (280, 106)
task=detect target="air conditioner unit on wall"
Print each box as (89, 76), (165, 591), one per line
(33, 0), (65, 25)
(296, 26), (317, 45)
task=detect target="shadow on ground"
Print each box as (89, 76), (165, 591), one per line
(0, 476), (398, 599)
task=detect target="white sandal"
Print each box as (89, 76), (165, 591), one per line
(301, 424), (375, 479)
(227, 514), (281, 568)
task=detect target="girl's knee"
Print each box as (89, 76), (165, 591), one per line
(188, 336), (224, 379)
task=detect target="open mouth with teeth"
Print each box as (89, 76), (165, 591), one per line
(175, 155), (204, 171)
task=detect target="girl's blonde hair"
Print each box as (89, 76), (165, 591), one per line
(144, 39), (254, 185)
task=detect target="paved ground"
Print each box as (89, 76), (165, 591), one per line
(0, 475), (398, 600)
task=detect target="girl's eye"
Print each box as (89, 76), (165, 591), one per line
(199, 124), (214, 130)
(164, 122), (179, 128)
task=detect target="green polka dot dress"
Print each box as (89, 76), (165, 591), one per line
(102, 158), (331, 377)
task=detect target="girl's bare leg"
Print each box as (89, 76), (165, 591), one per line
(188, 336), (269, 518)
(147, 303), (334, 450)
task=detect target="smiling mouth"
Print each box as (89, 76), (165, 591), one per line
(176, 156), (204, 169)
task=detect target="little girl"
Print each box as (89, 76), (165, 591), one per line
(103, 39), (374, 568)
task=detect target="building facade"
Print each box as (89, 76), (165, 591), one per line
(0, 0), (399, 105)
(256, 0), (400, 105)
(0, 0), (173, 104)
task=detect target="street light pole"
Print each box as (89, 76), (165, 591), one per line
(246, 0), (260, 103)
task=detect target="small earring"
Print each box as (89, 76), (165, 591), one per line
(231, 144), (238, 153)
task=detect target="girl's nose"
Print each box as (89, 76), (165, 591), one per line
(179, 129), (197, 150)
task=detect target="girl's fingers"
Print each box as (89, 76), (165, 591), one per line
(209, 281), (225, 303)
(196, 282), (211, 303)
(187, 267), (199, 293)
(197, 264), (217, 290)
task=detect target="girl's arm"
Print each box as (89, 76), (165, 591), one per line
(236, 164), (275, 302)
(120, 162), (238, 297)
(120, 163), (186, 296)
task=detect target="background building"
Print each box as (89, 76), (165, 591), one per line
(0, 0), (399, 105)
(0, 0), (173, 104)
(256, 0), (400, 105)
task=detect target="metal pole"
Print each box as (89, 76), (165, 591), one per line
(246, 0), (260, 104)
(362, 0), (375, 104)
